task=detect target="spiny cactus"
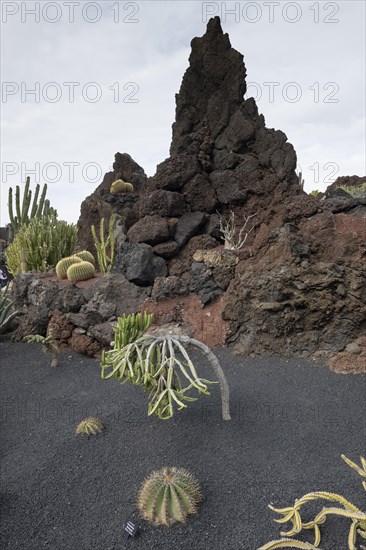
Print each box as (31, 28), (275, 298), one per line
(73, 250), (96, 265)
(137, 467), (201, 527)
(75, 417), (104, 436)
(110, 179), (134, 194)
(67, 261), (95, 282)
(24, 330), (59, 367)
(257, 454), (366, 550)
(55, 256), (82, 279)
(8, 177), (56, 235)
(91, 214), (116, 274)
(0, 283), (19, 334)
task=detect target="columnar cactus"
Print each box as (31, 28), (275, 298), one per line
(56, 256), (82, 279)
(67, 261), (95, 282)
(137, 467), (201, 527)
(74, 250), (96, 265)
(8, 177), (55, 235)
(109, 179), (134, 194)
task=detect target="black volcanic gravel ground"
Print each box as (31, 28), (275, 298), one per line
(0, 340), (365, 550)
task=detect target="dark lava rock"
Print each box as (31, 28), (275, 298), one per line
(174, 212), (208, 248)
(115, 242), (167, 286)
(139, 189), (186, 217)
(151, 276), (188, 301)
(189, 262), (222, 305)
(153, 241), (179, 259)
(127, 215), (170, 245)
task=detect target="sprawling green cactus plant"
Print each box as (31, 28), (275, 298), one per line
(66, 260), (95, 282)
(24, 330), (59, 367)
(6, 213), (77, 275)
(0, 283), (19, 334)
(101, 321), (231, 420)
(91, 214), (116, 274)
(55, 256), (82, 279)
(257, 454), (366, 550)
(8, 177), (56, 235)
(110, 179), (134, 194)
(74, 250), (96, 265)
(75, 417), (104, 436)
(137, 466), (201, 527)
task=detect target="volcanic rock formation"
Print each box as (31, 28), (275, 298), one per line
(14, 17), (365, 369)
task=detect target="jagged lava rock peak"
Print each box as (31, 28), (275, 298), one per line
(60, 18), (365, 368)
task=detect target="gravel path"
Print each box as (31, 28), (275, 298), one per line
(1, 341), (365, 550)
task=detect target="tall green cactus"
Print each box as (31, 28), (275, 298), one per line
(8, 177), (56, 235)
(91, 214), (116, 274)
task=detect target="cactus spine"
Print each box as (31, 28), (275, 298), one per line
(74, 250), (96, 265)
(8, 177), (55, 235)
(137, 467), (201, 527)
(56, 256), (82, 279)
(110, 179), (134, 194)
(91, 214), (116, 274)
(67, 261), (95, 282)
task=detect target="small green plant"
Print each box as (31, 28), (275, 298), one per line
(24, 330), (59, 367)
(101, 323), (231, 420)
(258, 454), (366, 550)
(55, 256), (82, 279)
(112, 311), (154, 349)
(309, 190), (320, 197)
(75, 417), (104, 436)
(137, 466), (201, 527)
(73, 250), (96, 265)
(91, 214), (116, 274)
(338, 182), (366, 196)
(0, 283), (19, 334)
(110, 179), (134, 194)
(6, 213), (77, 275)
(66, 260), (95, 282)
(8, 177), (56, 236)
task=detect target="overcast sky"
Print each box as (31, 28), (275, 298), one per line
(1, 0), (365, 225)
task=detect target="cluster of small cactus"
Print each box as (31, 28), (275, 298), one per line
(6, 213), (77, 275)
(109, 179), (134, 194)
(55, 251), (96, 282)
(8, 177), (57, 236)
(112, 311), (154, 349)
(0, 283), (19, 334)
(137, 467), (201, 527)
(75, 417), (104, 436)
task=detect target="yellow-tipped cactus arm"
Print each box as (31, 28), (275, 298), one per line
(342, 455), (366, 480)
(257, 539), (318, 549)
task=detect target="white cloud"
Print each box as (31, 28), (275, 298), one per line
(1, 0), (365, 226)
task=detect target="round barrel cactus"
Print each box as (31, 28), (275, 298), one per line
(75, 417), (104, 436)
(137, 467), (201, 527)
(56, 256), (82, 279)
(74, 250), (96, 265)
(109, 179), (134, 194)
(67, 260), (95, 282)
